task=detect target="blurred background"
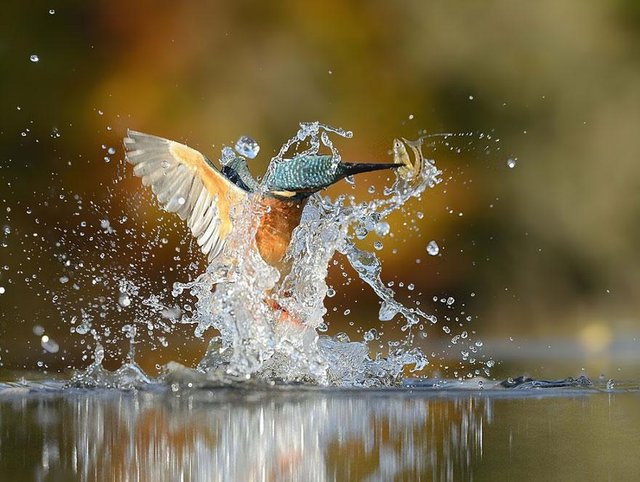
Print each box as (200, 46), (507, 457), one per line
(1, 0), (640, 378)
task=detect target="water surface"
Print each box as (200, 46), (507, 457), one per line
(1, 380), (638, 481)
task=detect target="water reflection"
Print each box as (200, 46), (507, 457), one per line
(0, 387), (489, 481)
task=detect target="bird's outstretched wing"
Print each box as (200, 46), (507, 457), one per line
(124, 130), (247, 260)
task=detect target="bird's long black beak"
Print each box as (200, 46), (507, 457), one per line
(340, 162), (400, 177)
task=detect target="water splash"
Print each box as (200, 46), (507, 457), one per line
(166, 123), (446, 386)
(9, 122), (493, 387)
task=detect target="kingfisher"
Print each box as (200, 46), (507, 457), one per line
(123, 130), (412, 270)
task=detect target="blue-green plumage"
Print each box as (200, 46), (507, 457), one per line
(225, 155), (399, 197)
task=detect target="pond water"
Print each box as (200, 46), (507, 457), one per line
(1, 378), (638, 481)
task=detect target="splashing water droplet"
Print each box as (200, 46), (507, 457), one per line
(41, 335), (60, 353)
(234, 135), (260, 159)
(363, 329), (378, 342)
(378, 301), (399, 321)
(355, 227), (368, 240)
(65, 123), (453, 386)
(30, 54), (39, 63)
(374, 222), (390, 236)
(426, 240), (439, 256)
(118, 294), (131, 307)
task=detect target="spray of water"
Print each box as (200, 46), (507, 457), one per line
(51, 123), (492, 388)
(147, 124), (436, 386)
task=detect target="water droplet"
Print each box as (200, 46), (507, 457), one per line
(446, 297), (455, 305)
(326, 288), (336, 298)
(30, 54), (39, 63)
(59, 276), (69, 284)
(486, 360), (495, 368)
(468, 95), (474, 100)
(107, 147), (116, 155)
(75, 321), (90, 335)
(606, 379), (615, 390)
(507, 158), (517, 168)
(119, 294), (131, 307)
(234, 136), (260, 159)
(177, 197), (186, 205)
(363, 329), (378, 342)
(33, 325), (45, 336)
(426, 240), (439, 256)
(41, 335), (59, 353)
(49, 9), (55, 15)
(0, 287), (5, 295)
(374, 222), (390, 236)
(374, 241), (383, 250)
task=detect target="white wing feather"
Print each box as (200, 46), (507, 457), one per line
(124, 130), (246, 260)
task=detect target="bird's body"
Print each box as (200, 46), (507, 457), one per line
(124, 130), (403, 272)
(255, 196), (306, 268)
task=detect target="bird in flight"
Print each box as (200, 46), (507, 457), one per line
(123, 130), (414, 271)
